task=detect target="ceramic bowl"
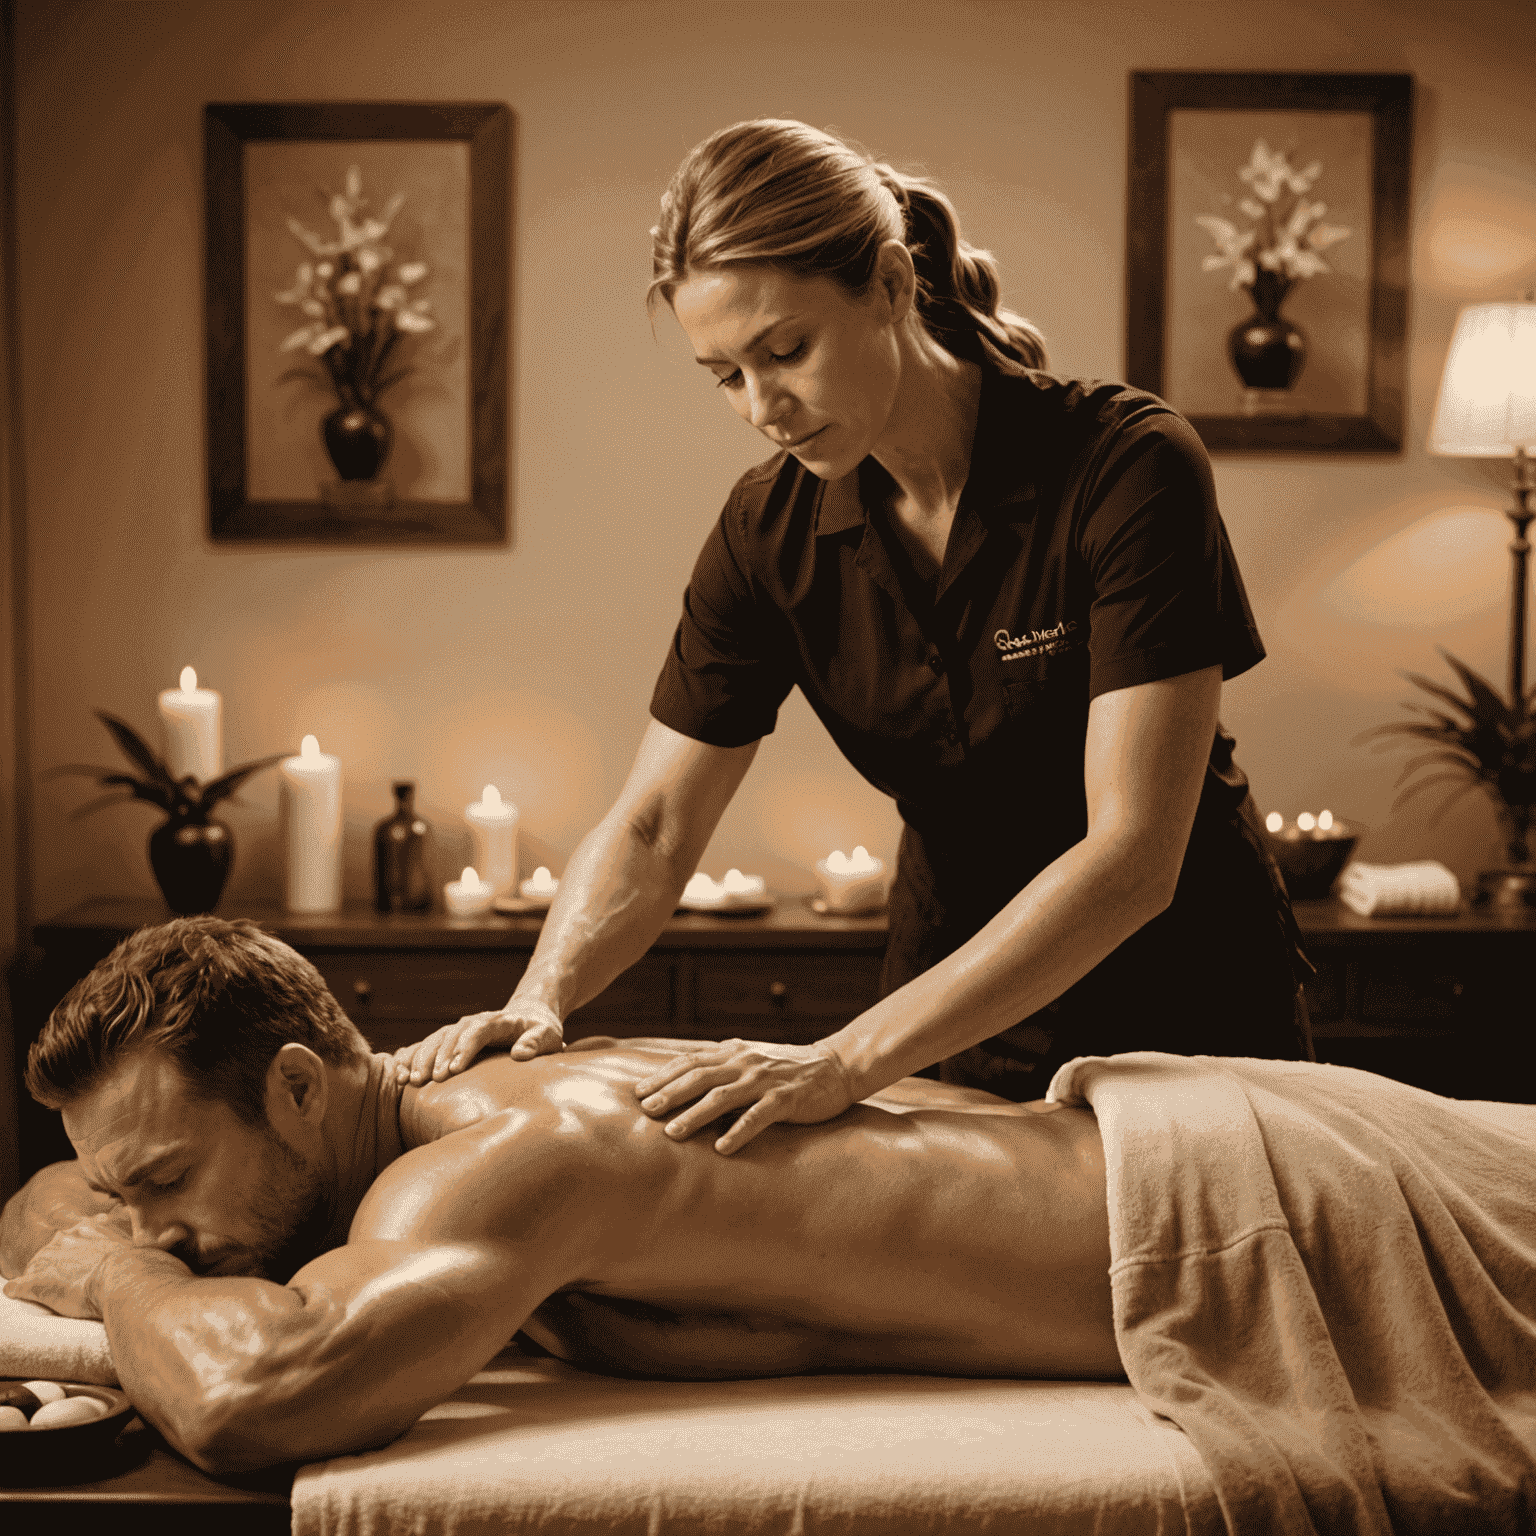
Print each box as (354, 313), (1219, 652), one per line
(1266, 822), (1362, 900)
(0, 1382), (137, 1487)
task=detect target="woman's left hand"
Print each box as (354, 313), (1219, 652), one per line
(633, 1039), (857, 1155)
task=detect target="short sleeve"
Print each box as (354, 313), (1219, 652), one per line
(1077, 410), (1264, 700)
(649, 497), (794, 747)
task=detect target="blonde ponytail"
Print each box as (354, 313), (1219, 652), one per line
(650, 120), (1047, 370)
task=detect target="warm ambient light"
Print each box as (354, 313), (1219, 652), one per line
(826, 845), (880, 874)
(180, 666), (198, 693)
(1265, 811), (1284, 833)
(460, 866), (481, 887)
(1428, 301), (1536, 455)
(1297, 812), (1317, 832)
(479, 784), (503, 811)
(525, 866), (558, 895)
(300, 734), (323, 762)
(1318, 809), (1334, 831)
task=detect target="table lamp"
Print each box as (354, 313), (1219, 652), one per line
(1428, 292), (1536, 905)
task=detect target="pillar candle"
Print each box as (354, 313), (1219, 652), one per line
(157, 666), (222, 782)
(280, 734), (342, 913)
(465, 784), (519, 896)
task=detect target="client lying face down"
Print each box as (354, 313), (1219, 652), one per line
(1, 915), (1120, 1475)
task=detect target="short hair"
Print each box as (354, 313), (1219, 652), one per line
(27, 915), (370, 1124)
(647, 118), (1048, 368)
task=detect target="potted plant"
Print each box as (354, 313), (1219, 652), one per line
(50, 713), (286, 915)
(1361, 649), (1535, 899)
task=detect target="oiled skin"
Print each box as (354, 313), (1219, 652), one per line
(4, 1038), (1118, 1473)
(389, 1039), (1119, 1382)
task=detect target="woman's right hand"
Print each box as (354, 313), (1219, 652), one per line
(391, 998), (565, 1085)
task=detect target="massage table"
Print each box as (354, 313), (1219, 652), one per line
(6, 1053), (1536, 1534)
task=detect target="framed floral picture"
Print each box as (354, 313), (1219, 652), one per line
(1127, 72), (1412, 452)
(205, 102), (510, 542)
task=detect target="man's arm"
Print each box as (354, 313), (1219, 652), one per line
(0, 1160), (121, 1279)
(10, 1231), (559, 1474)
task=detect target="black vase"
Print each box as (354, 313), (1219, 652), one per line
(322, 400), (393, 481)
(148, 817), (233, 915)
(1228, 271), (1307, 391)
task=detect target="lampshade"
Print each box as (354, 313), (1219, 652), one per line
(1428, 301), (1536, 456)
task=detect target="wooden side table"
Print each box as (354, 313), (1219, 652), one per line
(13, 894), (1535, 1181)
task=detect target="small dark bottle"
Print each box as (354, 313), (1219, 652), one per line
(374, 781), (432, 913)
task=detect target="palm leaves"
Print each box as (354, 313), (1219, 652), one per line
(1360, 650), (1536, 863)
(48, 712), (285, 824)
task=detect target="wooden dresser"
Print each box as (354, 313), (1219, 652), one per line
(13, 894), (1535, 1179)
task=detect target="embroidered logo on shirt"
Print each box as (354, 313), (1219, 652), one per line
(994, 620), (1081, 661)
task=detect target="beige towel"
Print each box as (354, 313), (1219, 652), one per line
(0, 1287), (117, 1385)
(1049, 1052), (1536, 1534)
(1337, 858), (1461, 916)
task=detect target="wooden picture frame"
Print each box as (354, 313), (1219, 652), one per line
(205, 102), (510, 542)
(1127, 72), (1412, 452)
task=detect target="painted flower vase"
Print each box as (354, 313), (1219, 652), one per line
(1228, 270), (1307, 392)
(322, 399), (394, 481)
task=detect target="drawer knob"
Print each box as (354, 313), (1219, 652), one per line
(353, 979), (373, 1002)
(768, 980), (788, 1002)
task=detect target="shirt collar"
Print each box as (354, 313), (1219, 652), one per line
(815, 328), (1038, 538)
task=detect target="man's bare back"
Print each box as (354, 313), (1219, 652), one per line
(380, 1038), (1122, 1382)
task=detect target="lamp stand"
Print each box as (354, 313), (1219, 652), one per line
(1474, 444), (1536, 908)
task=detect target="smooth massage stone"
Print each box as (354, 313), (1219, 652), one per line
(0, 1405), (29, 1431)
(28, 1395), (107, 1429)
(22, 1379), (67, 1406)
(0, 1383), (43, 1416)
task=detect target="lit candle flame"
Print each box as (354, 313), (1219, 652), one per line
(480, 785), (502, 810)
(300, 734), (322, 761)
(827, 850), (849, 873)
(1265, 811), (1283, 833)
(1318, 809), (1334, 831)
(849, 845), (878, 872)
(180, 666), (198, 693)
(527, 866), (557, 893)
(1297, 812), (1317, 832)
(460, 866), (481, 887)
(723, 868), (751, 892)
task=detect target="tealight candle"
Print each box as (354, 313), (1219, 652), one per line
(681, 868), (769, 909)
(519, 865), (560, 905)
(157, 666), (222, 782)
(815, 845), (888, 914)
(445, 865), (495, 917)
(279, 734), (342, 913)
(465, 784), (519, 896)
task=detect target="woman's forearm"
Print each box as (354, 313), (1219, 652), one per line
(512, 810), (692, 1020)
(823, 831), (1175, 1100)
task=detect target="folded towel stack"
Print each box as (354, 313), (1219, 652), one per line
(1337, 859), (1462, 917)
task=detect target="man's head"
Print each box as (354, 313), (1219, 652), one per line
(27, 916), (372, 1278)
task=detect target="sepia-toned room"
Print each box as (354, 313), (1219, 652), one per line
(2, 0), (1534, 1529)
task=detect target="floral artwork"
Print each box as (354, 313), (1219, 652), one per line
(1192, 139), (1354, 395)
(1196, 140), (1352, 293)
(275, 165), (435, 414)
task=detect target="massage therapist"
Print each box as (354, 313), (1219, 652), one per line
(394, 118), (1313, 1149)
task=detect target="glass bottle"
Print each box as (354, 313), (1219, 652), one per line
(373, 781), (432, 913)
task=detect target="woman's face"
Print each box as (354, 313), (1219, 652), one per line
(670, 256), (909, 480)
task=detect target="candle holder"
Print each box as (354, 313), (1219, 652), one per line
(445, 866), (495, 917)
(678, 869), (775, 914)
(1264, 816), (1362, 900)
(812, 848), (889, 915)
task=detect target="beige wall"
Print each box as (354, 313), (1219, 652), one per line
(13, 0), (1536, 923)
